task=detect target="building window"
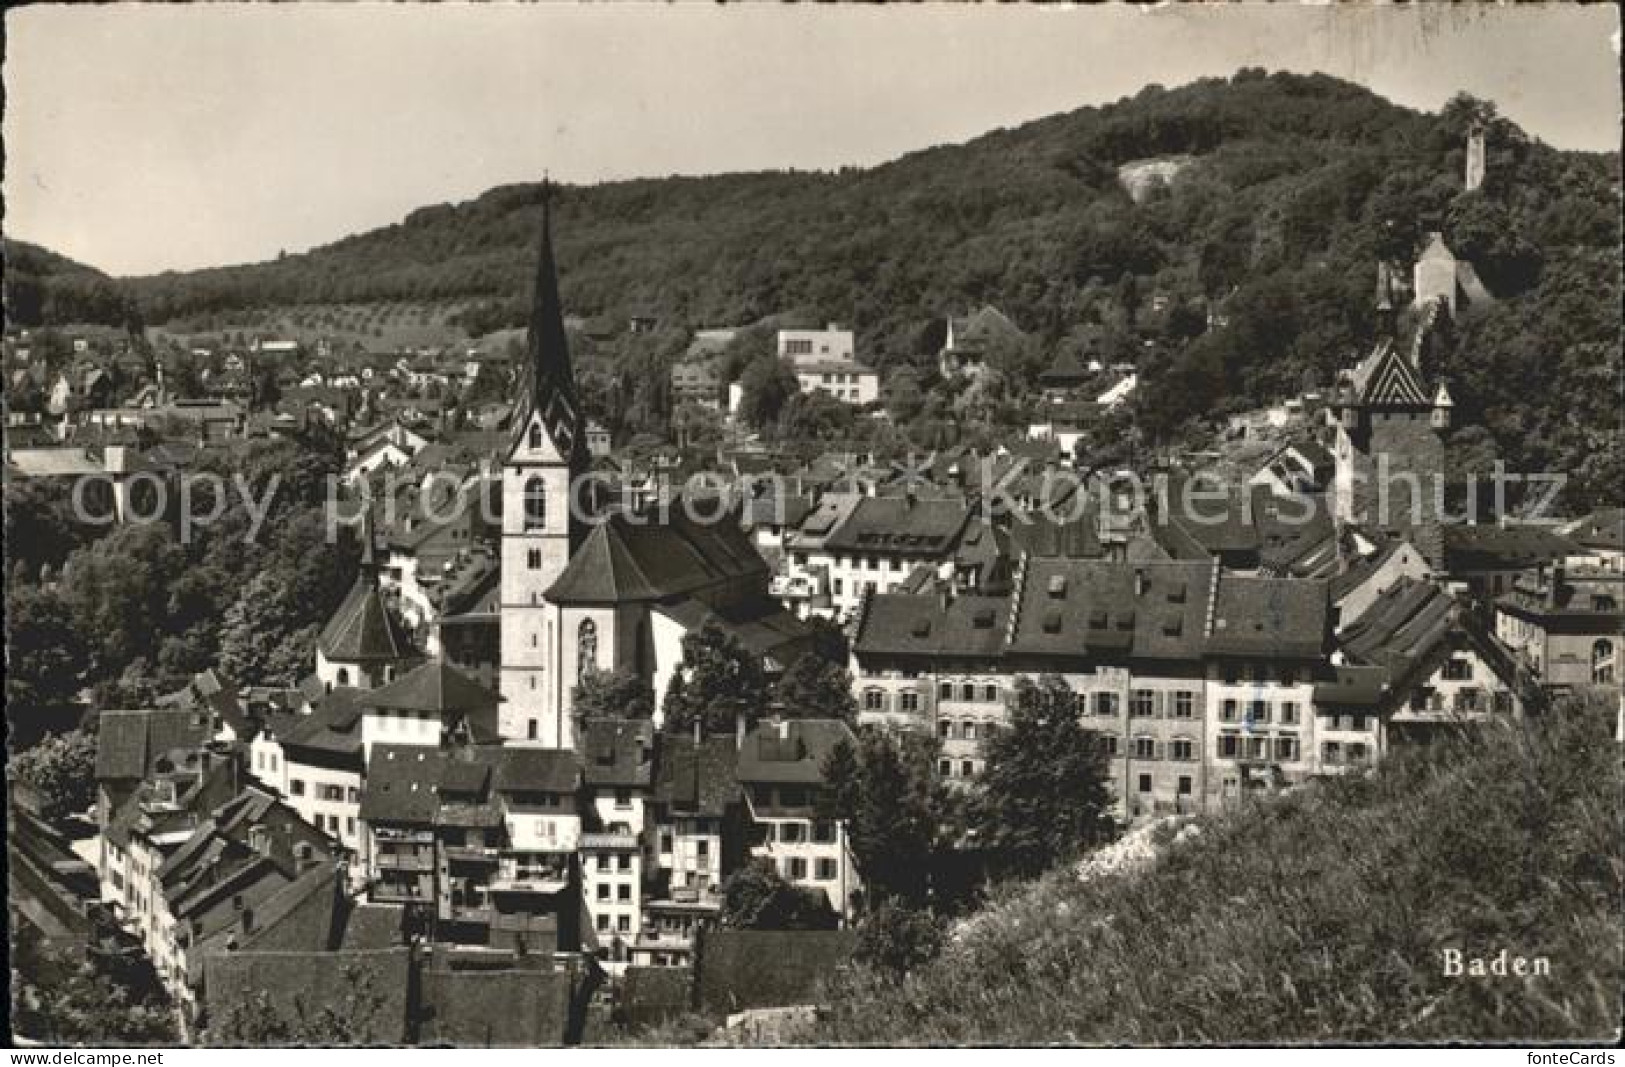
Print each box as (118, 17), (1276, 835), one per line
(1137, 773), (1152, 794)
(963, 722), (978, 742)
(528, 719), (538, 740)
(1322, 741), (1342, 764)
(900, 692), (920, 713)
(596, 914), (610, 933)
(1130, 690), (1155, 717)
(1221, 699), (1239, 722)
(781, 823), (806, 844)
(1173, 692), (1195, 719)
(1443, 656), (1472, 681)
(577, 619), (598, 680)
(1177, 775), (1193, 796)
(787, 858), (808, 880)
(524, 477), (547, 530)
(336, 668), (350, 687)
(618, 854), (632, 872)
(961, 760), (975, 778)
(1171, 739), (1194, 762)
(982, 685), (999, 702)
(528, 423), (543, 450)
(1247, 700), (1269, 724)
(813, 821), (836, 843)
(597, 855), (611, 872)
(617, 884), (632, 902)
(939, 759), (952, 777)
(1134, 736), (1156, 759)
(1093, 692), (1118, 717)
(1593, 639), (1616, 684)
(1218, 734), (1239, 759)
(660, 832), (673, 854)
(1274, 736), (1299, 761)
(1280, 702), (1300, 726)
(290, 779), (305, 796)
(864, 690), (885, 711)
(617, 915), (631, 933)
(527, 548), (542, 570)
(938, 682), (953, 700)
(815, 858), (837, 881)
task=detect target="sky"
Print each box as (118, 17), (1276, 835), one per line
(4, 3), (1619, 278)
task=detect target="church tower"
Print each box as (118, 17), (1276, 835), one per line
(500, 187), (586, 748)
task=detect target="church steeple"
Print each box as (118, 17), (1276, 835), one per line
(513, 182), (582, 462)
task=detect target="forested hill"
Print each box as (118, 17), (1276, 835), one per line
(2, 239), (140, 329)
(13, 70), (1623, 502)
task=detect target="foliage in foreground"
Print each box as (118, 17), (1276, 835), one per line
(805, 698), (1624, 1045)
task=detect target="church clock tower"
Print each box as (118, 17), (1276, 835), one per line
(500, 187), (585, 748)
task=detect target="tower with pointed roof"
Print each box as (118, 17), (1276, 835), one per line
(500, 187), (587, 748)
(315, 512), (415, 691)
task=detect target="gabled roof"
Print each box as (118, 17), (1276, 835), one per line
(1206, 573), (1330, 660)
(546, 506), (767, 605)
(1441, 523), (1580, 571)
(652, 735), (739, 816)
(95, 709), (211, 782)
(736, 719), (854, 786)
(359, 661), (501, 714)
(855, 593), (1011, 660)
(1349, 339), (1431, 407)
(360, 746), (449, 824)
(491, 746), (579, 795)
(821, 496), (971, 556)
(1566, 508), (1625, 551)
(582, 718), (655, 788)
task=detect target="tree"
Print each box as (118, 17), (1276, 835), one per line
(737, 355), (798, 430)
(774, 651), (857, 722)
(660, 621), (772, 735)
(572, 667), (655, 720)
(973, 676), (1117, 879)
(205, 963), (390, 1045)
(718, 858), (839, 931)
(4, 583), (90, 708)
(10, 730), (98, 822)
(854, 900), (946, 979)
(10, 923), (179, 1046)
(820, 728), (945, 908)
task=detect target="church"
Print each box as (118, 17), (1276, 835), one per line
(498, 191), (808, 750)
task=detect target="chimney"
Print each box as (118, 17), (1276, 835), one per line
(735, 708), (748, 751)
(1134, 567), (1148, 597)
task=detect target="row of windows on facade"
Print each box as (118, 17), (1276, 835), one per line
(758, 819), (839, 844)
(288, 780), (359, 803)
(776, 856), (840, 881)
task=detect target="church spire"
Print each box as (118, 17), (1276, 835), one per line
(514, 180), (581, 459)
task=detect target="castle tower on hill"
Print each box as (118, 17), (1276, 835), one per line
(1465, 123), (1487, 192)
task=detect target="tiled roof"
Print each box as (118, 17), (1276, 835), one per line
(652, 735), (740, 817)
(491, 746), (580, 795)
(582, 718), (655, 788)
(359, 661), (501, 714)
(855, 593), (1011, 659)
(1566, 508), (1625, 551)
(820, 496), (971, 556)
(94, 709), (211, 782)
(1441, 523), (1580, 571)
(736, 719), (854, 786)
(1206, 573), (1330, 660)
(360, 746), (449, 824)
(546, 507), (768, 605)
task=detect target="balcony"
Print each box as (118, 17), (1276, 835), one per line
(489, 872), (569, 895)
(580, 832), (639, 851)
(443, 845), (499, 865)
(491, 911), (557, 934)
(376, 850), (435, 873)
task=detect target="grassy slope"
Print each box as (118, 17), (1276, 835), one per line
(805, 700), (1623, 1045)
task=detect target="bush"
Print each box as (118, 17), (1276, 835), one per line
(810, 699), (1624, 1044)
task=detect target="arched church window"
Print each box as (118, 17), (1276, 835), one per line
(578, 619), (598, 680)
(524, 477), (547, 530)
(528, 423), (543, 450)
(1593, 639), (1616, 685)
